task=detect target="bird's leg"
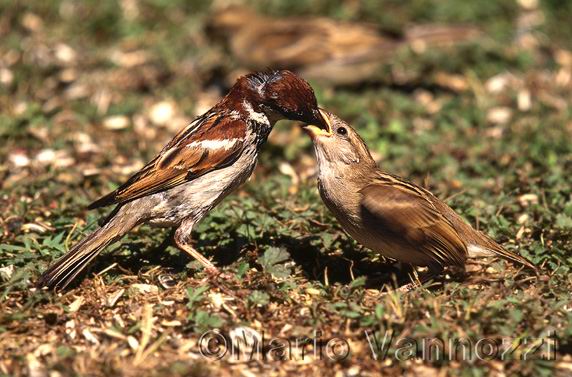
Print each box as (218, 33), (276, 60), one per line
(175, 239), (218, 272)
(174, 224), (218, 273)
(403, 264), (444, 292)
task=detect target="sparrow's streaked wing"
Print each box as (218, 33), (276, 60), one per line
(359, 181), (467, 267)
(88, 113), (247, 209)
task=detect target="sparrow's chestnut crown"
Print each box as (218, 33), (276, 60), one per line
(242, 70), (329, 129)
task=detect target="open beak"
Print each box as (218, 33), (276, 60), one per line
(303, 108), (332, 138)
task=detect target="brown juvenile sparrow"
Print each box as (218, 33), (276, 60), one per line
(208, 5), (482, 85)
(38, 70), (329, 290)
(303, 111), (536, 280)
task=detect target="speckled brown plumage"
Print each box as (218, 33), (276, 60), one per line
(38, 70), (328, 290)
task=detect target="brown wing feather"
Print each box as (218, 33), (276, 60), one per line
(359, 182), (467, 267)
(88, 114), (247, 209)
(428, 196), (538, 271)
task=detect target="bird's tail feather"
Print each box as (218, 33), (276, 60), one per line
(467, 241), (538, 273)
(404, 24), (483, 48)
(37, 215), (136, 290)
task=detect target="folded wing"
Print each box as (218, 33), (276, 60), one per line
(359, 181), (467, 267)
(88, 113), (247, 209)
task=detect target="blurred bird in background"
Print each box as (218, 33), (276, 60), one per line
(208, 5), (483, 86)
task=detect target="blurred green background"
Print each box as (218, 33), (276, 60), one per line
(0, 0), (571, 376)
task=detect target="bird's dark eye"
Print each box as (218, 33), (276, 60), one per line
(337, 127), (347, 136)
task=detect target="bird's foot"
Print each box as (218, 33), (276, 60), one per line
(204, 266), (234, 281)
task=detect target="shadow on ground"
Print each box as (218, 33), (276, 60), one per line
(49, 225), (466, 291)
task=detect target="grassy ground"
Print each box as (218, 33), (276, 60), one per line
(1, 0), (571, 376)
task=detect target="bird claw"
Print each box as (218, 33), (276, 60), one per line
(205, 267), (234, 281)
(196, 266), (233, 282)
(205, 266), (220, 275)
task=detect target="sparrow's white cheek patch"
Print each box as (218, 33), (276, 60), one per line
(243, 100), (270, 125)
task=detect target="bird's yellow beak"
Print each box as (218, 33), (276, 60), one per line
(303, 109), (332, 138)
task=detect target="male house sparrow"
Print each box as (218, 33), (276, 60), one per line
(303, 111), (536, 280)
(38, 70), (328, 290)
(208, 6), (482, 85)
